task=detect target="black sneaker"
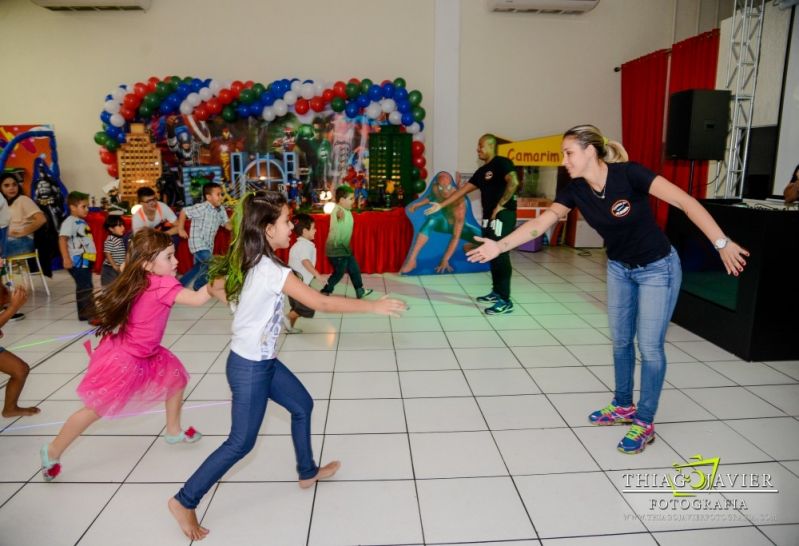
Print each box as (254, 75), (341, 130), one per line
(476, 291), (500, 303)
(356, 288), (374, 299)
(484, 299), (514, 315)
(10, 312), (25, 322)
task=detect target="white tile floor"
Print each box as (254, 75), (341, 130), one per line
(1, 247), (798, 545)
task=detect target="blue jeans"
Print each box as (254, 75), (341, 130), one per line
(4, 236), (35, 257)
(68, 266), (94, 321)
(606, 248), (681, 424)
(180, 249), (211, 290)
(175, 351), (318, 510)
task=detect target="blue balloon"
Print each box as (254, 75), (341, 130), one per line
(105, 94), (113, 101)
(368, 84), (382, 101)
(381, 82), (395, 98)
(248, 103), (261, 117)
(120, 84), (128, 90)
(418, 121), (425, 131)
(397, 100), (412, 114)
(236, 104), (249, 117)
(115, 131), (126, 143)
(394, 87), (408, 101)
(345, 102), (360, 118)
(401, 112), (414, 126)
(177, 84), (191, 99)
(190, 80), (202, 92)
(261, 91), (275, 106)
(203, 78), (212, 87)
(100, 111), (112, 124)
(105, 126), (119, 139)
(356, 94), (369, 108)
(303, 79), (313, 84)
(160, 102), (174, 115)
(167, 95), (181, 109)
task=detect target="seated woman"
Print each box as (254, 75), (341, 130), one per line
(0, 173), (46, 257)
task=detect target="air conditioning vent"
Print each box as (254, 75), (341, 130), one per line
(488, 0), (599, 14)
(30, 0), (151, 11)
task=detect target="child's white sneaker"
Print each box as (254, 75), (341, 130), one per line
(283, 317), (303, 334)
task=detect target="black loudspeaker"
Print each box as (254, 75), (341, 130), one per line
(665, 89), (731, 160)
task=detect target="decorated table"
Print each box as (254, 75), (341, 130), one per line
(86, 207), (412, 276)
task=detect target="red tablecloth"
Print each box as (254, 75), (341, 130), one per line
(86, 207), (413, 276)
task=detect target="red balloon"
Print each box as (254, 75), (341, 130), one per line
(123, 93), (140, 109)
(295, 99), (310, 115)
(412, 155), (426, 168)
(381, 80), (392, 85)
(146, 77), (159, 92)
(106, 163), (119, 178)
(218, 89), (233, 105)
(119, 106), (135, 121)
(322, 89), (334, 102)
(231, 80), (244, 97)
(411, 141), (425, 156)
(348, 77), (360, 85)
(99, 148), (115, 165)
(333, 81), (347, 99)
(418, 167), (428, 181)
(133, 83), (148, 98)
(194, 104), (210, 121)
(310, 97), (324, 112)
(244, 80), (254, 88)
(207, 97), (222, 115)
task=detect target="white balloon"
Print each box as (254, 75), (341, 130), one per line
(273, 99), (288, 116)
(109, 113), (125, 127)
(104, 100), (120, 114)
(290, 80), (302, 94)
(187, 93), (202, 107)
(381, 99), (396, 113)
(262, 106), (276, 121)
(199, 87), (213, 101)
(314, 81), (325, 96)
(412, 132), (426, 143)
(407, 122), (421, 134)
(112, 88), (126, 102)
(366, 102), (381, 119)
(179, 101), (193, 115)
(301, 83), (314, 100)
(283, 91), (297, 106)
(388, 111), (402, 125)
(209, 79), (222, 95)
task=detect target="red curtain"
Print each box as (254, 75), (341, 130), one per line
(621, 49), (670, 228)
(662, 29), (721, 206)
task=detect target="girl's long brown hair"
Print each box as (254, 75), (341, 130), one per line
(92, 228), (173, 337)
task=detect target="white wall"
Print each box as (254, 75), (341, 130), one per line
(2, 0), (713, 195)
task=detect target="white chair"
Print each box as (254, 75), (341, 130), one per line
(5, 248), (50, 296)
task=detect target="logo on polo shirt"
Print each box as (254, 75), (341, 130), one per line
(485, 171), (494, 180)
(611, 199), (631, 218)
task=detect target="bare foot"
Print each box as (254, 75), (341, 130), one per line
(299, 460), (341, 489)
(2, 406), (41, 417)
(399, 260), (416, 274)
(168, 497), (209, 541)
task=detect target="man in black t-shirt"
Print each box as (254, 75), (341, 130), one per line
(425, 134), (519, 314)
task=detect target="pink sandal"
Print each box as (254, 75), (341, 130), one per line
(164, 426), (202, 444)
(40, 445), (61, 481)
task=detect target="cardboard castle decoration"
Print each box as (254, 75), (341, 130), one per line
(117, 123), (161, 203)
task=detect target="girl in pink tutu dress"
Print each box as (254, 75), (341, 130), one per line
(40, 228), (225, 481)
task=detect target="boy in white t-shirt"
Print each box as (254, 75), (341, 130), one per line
(285, 213), (323, 334)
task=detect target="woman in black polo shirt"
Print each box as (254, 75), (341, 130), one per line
(467, 125), (749, 454)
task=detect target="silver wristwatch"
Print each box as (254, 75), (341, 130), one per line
(713, 237), (729, 251)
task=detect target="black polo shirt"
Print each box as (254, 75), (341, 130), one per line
(469, 156), (517, 213)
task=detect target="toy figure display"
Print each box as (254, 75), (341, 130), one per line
(32, 158), (67, 232)
(401, 171), (488, 276)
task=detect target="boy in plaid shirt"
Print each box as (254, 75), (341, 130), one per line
(177, 183), (231, 289)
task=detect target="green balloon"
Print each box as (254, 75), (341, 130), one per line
(345, 83), (359, 99)
(182, 76), (194, 84)
(144, 93), (161, 108)
(393, 77), (406, 88)
(167, 77), (179, 91)
(359, 78), (373, 94)
(298, 124), (314, 139)
(412, 106), (426, 122)
(413, 179), (426, 193)
(411, 167), (420, 179)
(155, 82), (170, 98)
(239, 88), (255, 104)
(330, 97), (345, 112)
(408, 90), (423, 106)
(104, 138), (119, 152)
(138, 104), (153, 118)
(94, 131), (109, 146)
(221, 105), (237, 122)
(252, 83), (266, 97)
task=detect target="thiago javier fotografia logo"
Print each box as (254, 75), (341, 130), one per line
(621, 454), (779, 511)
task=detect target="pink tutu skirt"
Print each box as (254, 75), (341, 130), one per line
(76, 335), (189, 419)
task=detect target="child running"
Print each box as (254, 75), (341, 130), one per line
(169, 191), (406, 541)
(40, 228), (222, 481)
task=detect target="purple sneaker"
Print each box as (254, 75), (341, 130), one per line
(618, 418), (656, 454)
(588, 400), (636, 425)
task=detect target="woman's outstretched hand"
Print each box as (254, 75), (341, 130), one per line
(719, 241), (750, 277)
(374, 295), (408, 318)
(466, 237), (501, 263)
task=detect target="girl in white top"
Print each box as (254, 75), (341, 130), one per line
(169, 191), (406, 541)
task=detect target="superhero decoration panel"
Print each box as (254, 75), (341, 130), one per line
(400, 171), (489, 276)
(94, 77), (428, 209)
